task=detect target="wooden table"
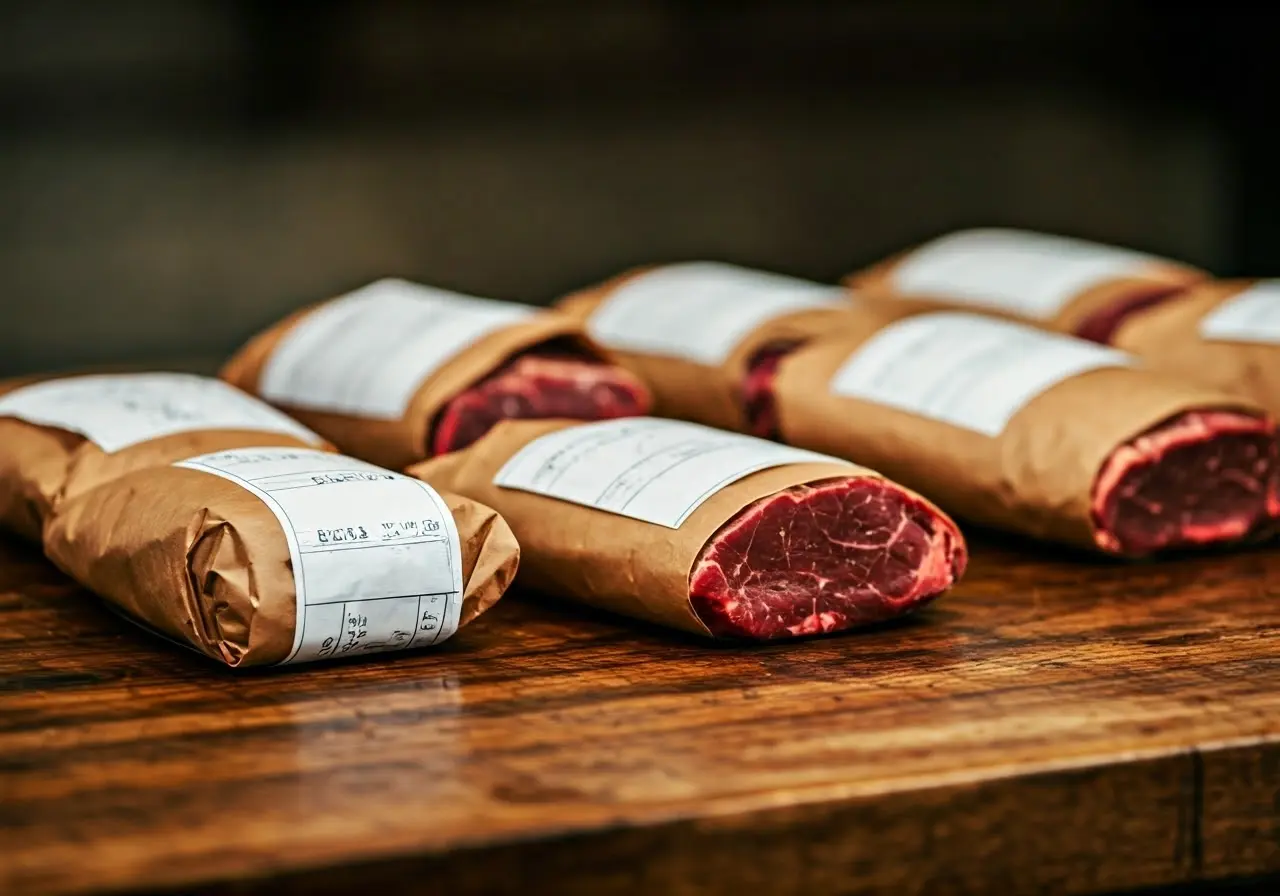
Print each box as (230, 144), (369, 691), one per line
(2, 533), (1278, 896)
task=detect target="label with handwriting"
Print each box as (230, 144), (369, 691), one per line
(829, 312), (1133, 437)
(0, 373), (321, 453)
(259, 278), (536, 419)
(493, 417), (840, 529)
(176, 447), (464, 664)
(587, 262), (845, 365)
(891, 228), (1160, 318)
(1199, 281), (1280, 344)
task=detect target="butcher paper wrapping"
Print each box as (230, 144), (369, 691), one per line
(0, 376), (84, 542)
(846, 229), (1205, 338)
(409, 418), (878, 636)
(1108, 279), (1280, 417)
(557, 266), (868, 432)
(221, 280), (610, 470)
(771, 314), (1265, 549)
(0, 373), (328, 542)
(43, 450), (519, 667)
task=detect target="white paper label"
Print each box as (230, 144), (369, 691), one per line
(1199, 281), (1280, 345)
(260, 278), (536, 419)
(176, 447), (465, 665)
(891, 228), (1159, 319)
(830, 312), (1133, 437)
(0, 373), (321, 453)
(493, 417), (839, 529)
(587, 262), (845, 365)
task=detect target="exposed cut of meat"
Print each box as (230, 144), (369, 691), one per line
(689, 477), (966, 639)
(1071, 285), (1187, 345)
(742, 340), (805, 440)
(431, 350), (651, 455)
(744, 342), (1279, 557)
(1092, 410), (1280, 556)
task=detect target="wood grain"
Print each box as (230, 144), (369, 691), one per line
(1, 532), (1278, 896)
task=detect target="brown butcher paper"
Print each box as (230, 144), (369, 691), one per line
(0, 373), (326, 542)
(557, 266), (871, 432)
(1109, 279), (1280, 417)
(43, 461), (518, 668)
(409, 418), (880, 635)
(771, 319), (1265, 550)
(847, 232), (1205, 338)
(221, 293), (607, 470)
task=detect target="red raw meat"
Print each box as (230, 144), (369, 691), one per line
(689, 477), (966, 639)
(1092, 410), (1280, 555)
(743, 348), (1280, 557)
(431, 351), (651, 455)
(1070, 284), (1188, 344)
(742, 340), (802, 440)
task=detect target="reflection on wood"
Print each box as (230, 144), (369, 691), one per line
(1, 533), (1278, 894)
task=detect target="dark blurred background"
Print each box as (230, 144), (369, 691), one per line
(1, 0), (1277, 376)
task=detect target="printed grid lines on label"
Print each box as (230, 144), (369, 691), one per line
(493, 418), (839, 529)
(1200, 281), (1280, 345)
(533, 430), (757, 521)
(829, 312), (1133, 437)
(588, 262), (845, 365)
(259, 278), (536, 419)
(177, 448), (464, 665)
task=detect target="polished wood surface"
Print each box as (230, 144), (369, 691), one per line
(2, 533), (1278, 896)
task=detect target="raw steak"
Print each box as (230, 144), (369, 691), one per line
(742, 340), (803, 440)
(431, 350), (651, 455)
(1071, 284), (1187, 345)
(1092, 410), (1280, 555)
(689, 477), (966, 639)
(743, 346), (1280, 557)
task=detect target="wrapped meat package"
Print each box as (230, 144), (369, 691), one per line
(0, 372), (517, 666)
(1102, 279), (1280, 417)
(557, 262), (862, 432)
(411, 417), (966, 640)
(221, 278), (652, 470)
(44, 447), (518, 668)
(848, 228), (1207, 343)
(0, 372), (326, 541)
(763, 311), (1280, 556)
